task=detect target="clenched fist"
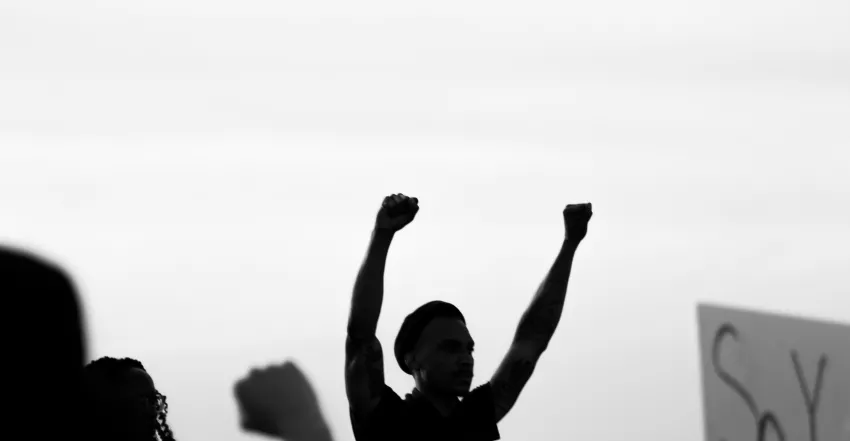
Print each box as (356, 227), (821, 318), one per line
(375, 193), (419, 232)
(563, 203), (592, 243)
(234, 360), (333, 441)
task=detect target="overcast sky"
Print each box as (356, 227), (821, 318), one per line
(1, 1), (849, 441)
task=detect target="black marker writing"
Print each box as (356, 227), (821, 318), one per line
(758, 412), (786, 441)
(713, 323), (760, 419)
(791, 350), (828, 441)
(712, 323), (787, 441)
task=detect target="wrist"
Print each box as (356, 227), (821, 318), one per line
(562, 238), (581, 250)
(276, 415), (333, 441)
(373, 227), (396, 239)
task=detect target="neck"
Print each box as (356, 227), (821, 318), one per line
(414, 385), (459, 417)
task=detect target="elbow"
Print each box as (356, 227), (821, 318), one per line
(510, 331), (550, 357)
(519, 338), (549, 357)
(514, 318), (557, 346)
(346, 318), (377, 340)
(347, 303), (379, 338)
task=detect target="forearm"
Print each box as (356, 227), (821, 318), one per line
(289, 420), (335, 441)
(514, 239), (580, 351)
(347, 228), (395, 338)
(277, 413), (335, 441)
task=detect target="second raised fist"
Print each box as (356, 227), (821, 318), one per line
(375, 193), (419, 232)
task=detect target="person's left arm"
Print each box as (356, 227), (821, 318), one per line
(489, 203), (593, 423)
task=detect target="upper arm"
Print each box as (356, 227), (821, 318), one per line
(489, 340), (544, 424)
(344, 334), (386, 418)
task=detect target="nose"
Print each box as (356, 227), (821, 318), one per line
(459, 354), (473, 370)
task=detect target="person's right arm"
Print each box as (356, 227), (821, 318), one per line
(344, 194), (419, 419)
(344, 228), (393, 418)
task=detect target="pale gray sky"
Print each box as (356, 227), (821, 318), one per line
(1, 1), (849, 441)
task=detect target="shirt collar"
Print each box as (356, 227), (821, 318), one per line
(405, 387), (461, 417)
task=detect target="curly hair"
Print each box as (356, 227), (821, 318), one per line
(84, 356), (177, 441)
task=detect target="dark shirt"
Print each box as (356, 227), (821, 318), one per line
(350, 382), (501, 441)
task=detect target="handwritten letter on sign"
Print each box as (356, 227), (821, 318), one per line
(697, 304), (850, 441)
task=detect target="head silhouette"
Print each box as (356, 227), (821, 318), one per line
(85, 357), (176, 441)
(2, 246), (87, 439)
(394, 301), (475, 397)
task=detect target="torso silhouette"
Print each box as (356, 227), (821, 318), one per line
(349, 383), (501, 441)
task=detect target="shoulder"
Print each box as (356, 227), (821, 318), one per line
(350, 384), (404, 430)
(461, 382), (498, 412)
(458, 382), (501, 438)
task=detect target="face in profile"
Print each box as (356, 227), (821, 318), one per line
(121, 368), (159, 426)
(410, 317), (476, 397)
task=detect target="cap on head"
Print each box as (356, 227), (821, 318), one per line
(394, 300), (466, 375)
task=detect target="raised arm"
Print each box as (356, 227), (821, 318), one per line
(490, 203), (592, 423)
(345, 193), (419, 418)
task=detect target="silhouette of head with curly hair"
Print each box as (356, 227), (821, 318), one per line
(85, 357), (177, 441)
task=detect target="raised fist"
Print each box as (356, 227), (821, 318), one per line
(563, 203), (592, 243)
(233, 360), (332, 441)
(375, 193), (419, 232)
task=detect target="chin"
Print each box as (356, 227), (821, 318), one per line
(454, 385), (472, 397)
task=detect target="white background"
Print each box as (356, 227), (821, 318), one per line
(1, 1), (849, 440)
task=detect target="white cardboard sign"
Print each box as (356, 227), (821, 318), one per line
(697, 303), (850, 441)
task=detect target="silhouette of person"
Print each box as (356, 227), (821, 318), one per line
(234, 359), (334, 441)
(345, 193), (592, 441)
(2, 246), (87, 439)
(84, 356), (177, 441)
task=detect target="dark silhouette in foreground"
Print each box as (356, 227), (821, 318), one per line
(85, 356), (177, 441)
(235, 360), (335, 441)
(345, 193), (592, 440)
(2, 246), (87, 439)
